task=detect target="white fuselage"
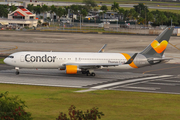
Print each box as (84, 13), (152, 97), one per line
(4, 51), (149, 70)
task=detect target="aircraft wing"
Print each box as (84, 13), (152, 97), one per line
(63, 63), (122, 69)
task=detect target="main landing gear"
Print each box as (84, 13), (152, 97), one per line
(15, 67), (19, 75)
(82, 70), (96, 76)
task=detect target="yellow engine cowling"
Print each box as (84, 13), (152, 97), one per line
(66, 65), (79, 74)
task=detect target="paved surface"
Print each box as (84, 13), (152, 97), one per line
(1, 63), (180, 94)
(1, 31), (180, 94)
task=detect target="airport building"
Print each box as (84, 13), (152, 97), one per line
(0, 7), (38, 27)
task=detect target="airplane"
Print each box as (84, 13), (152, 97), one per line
(4, 27), (174, 76)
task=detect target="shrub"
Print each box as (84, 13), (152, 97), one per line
(56, 105), (104, 120)
(0, 91), (32, 120)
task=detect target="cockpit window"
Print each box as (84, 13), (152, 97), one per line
(7, 56), (14, 58)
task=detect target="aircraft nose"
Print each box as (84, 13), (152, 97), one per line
(3, 58), (8, 64)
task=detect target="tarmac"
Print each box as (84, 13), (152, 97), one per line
(1, 31), (180, 94)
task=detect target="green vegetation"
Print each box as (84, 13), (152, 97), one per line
(0, 91), (32, 120)
(1, 84), (180, 120)
(0, 58), (4, 64)
(57, 105), (104, 120)
(1, 1), (180, 26)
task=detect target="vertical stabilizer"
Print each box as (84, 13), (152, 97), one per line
(140, 27), (174, 57)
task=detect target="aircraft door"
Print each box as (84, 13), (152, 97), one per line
(20, 55), (24, 62)
(75, 57), (81, 62)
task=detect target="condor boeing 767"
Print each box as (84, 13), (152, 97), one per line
(4, 27), (174, 76)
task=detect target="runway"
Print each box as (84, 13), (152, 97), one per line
(1, 31), (180, 94)
(1, 63), (180, 94)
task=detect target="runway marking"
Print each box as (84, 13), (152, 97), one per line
(75, 89), (97, 93)
(0, 46), (18, 52)
(169, 42), (180, 51)
(119, 86), (160, 90)
(157, 79), (180, 83)
(0, 81), (82, 88)
(147, 82), (179, 86)
(110, 80), (149, 89)
(112, 88), (180, 95)
(143, 65), (180, 74)
(91, 75), (172, 89)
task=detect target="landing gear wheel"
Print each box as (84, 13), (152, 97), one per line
(15, 67), (19, 75)
(90, 73), (95, 76)
(16, 71), (19, 75)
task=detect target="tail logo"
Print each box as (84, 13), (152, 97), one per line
(151, 40), (168, 53)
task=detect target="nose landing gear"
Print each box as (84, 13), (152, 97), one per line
(15, 67), (19, 75)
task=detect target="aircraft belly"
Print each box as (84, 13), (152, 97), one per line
(102, 64), (133, 70)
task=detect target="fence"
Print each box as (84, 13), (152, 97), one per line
(37, 21), (178, 35)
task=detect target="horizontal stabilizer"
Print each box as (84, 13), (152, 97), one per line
(98, 44), (107, 53)
(147, 57), (173, 62)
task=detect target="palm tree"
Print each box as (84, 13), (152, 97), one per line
(50, 5), (57, 22)
(27, 4), (34, 12)
(100, 5), (108, 22)
(100, 5), (108, 12)
(80, 9), (88, 25)
(118, 8), (124, 21)
(41, 4), (49, 20)
(9, 5), (17, 13)
(111, 2), (119, 12)
(82, 0), (97, 11)
(33, 5), (41, 16)
(55, 7), (64, 22)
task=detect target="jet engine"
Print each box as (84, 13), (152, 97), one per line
(66, 65), (80, 74)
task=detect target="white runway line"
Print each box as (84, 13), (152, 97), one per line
(91, 75), (173, 89)
(0, 82), (82, 88)
(146, 82), (180, 86)
(119, 86), (160, 90)
(75, 89), (97, 93)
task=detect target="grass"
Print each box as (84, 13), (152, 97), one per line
(0, 58), (4, 64)
(1, 83), (180, 120)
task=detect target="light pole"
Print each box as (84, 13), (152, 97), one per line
(80, 14), (81, 29)
(78, 10), (81, 30)
(117, 19), (118, 32)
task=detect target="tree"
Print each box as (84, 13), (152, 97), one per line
(100, 5), (108, 21)
(0, 5), (9, 18)
(129, 8), (138, 20)
(63, 6), (70, 17)
(111, 2), (119, 12)
(118, 8), (125, 20)
(0, 91), (32, 120)
(156, 12), (168, 25)
(9, 5), (17, 13)
(147, 12), (154, 23)
(56, 105), (104, 120)
(81, 9), (88, 24)
(27, 4), (34, 12)
(138, 17), (145, 24)
(82, 0), (97, 11)
(50, 5), (57, 22)
(100, 5), (108, 12)
(41, 4), (49, 20)
(55, 7), (64, 22)
(133, 3), (149, 15)
(33, 5), (41, 15)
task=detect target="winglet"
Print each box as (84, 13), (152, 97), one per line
(125, 53), (138, 64)
(98, 44), (107, 53)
